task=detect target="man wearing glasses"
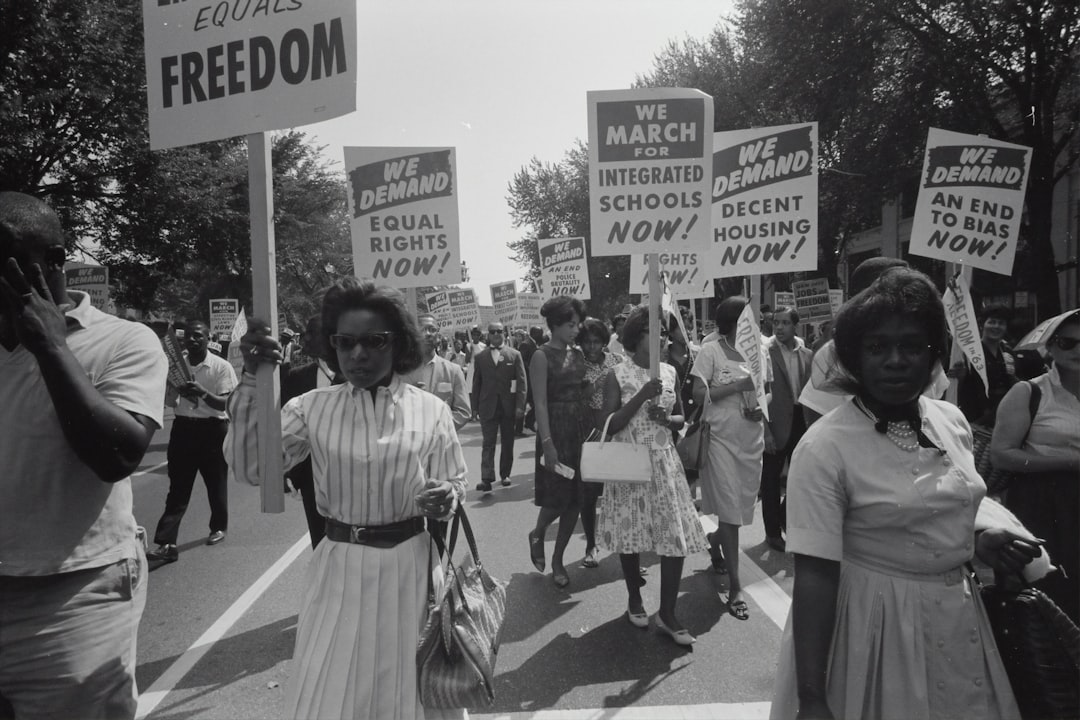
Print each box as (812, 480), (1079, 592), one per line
(471, 321), (527, 492)
(402, 313), (471, 429)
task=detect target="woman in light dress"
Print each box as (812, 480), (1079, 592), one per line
(690, 295), (765, 621)
(597, 307), (707, 645)
(228, 278), (467, 720)
(772, 268), (1039, 720)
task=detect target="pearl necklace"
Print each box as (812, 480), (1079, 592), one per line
(854, 398), (920, 452)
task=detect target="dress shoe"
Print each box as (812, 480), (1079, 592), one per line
(476, 481), (494, 493)
(500, 477), (512, 487)
(626, 607), (649, 628)
(655, 615), (696, 646)
(147, 544), (178, 563)
(765, 535), (786, 552)
(207, 530), (227, 546)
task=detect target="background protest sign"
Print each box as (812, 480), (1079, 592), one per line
(517, 292), (543, 326)
(161, 330), (194, 389)
(478, 306), (497, 328)
(142, 0), (356, 150)
(943, 272), (988, 396)
(828, 289), (844, 316)
(345, 147), (461, 289)
(209, 298), (240, 338)
(792, 278), (832, 321)
(447, 288), (480, 334)
(910, 128), (1031, 275)
(773, 290), (795, 308)
(227, 309), (247, 377)
(425, 289), (452, 328)
(587, 88), (713, 257)
(710, 122), (818, 278)
(64, 263), (109, 310)
(538, 237), (591, 299)
(629, 252), (712, 299)
(491, 281), (519, 325)
(735, 304), (769, 421)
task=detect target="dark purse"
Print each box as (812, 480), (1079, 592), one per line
(974, 569), (1080, 719)
(417, 507), (507, 709)
(676, 401), (710, 481)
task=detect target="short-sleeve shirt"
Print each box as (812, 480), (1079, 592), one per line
(0, 291), (168, 576)
(786, 397), (984, 574)
(174, 351), (237, 420)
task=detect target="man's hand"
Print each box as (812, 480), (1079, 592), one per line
(178, 380), (208, 399)
(0, 258), (67, 356)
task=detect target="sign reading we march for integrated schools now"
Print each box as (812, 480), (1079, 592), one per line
(345, 147), (461, 289)
(491, 281), (518, 325)
(142, 0), (357, 150)
(910, 128), (1031, 276)
(538, 237), (591, 299)
(588, 88), (713, 257)
(711, 122), (818, 278)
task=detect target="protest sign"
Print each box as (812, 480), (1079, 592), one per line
(735, 304), (769, 421)
(345, 147), (461, 289)
(65, 263), (109, 310)
(588, 88), (713, 256)
(517, 292), (543, 326)
(828, 289), (844, 316)
(227, 309), (248, 376)
(710, 123), (818, 278)
(774, 291), (795, 309)
(943, 273), (988, 396)
(538, 237), (591, 299)
(162, 330), (193, 388)
(792, 278), (832, 321)
(425, 289), (451, 327)
(447, 288), (479, 334)
(209, 298), (240, 338)
(629, 252), (712, 299)
(478, 306), (497, 328)
(142, 0), (356, 150)
(910, 128), (1031, 275)
(491, 281), (519, 325)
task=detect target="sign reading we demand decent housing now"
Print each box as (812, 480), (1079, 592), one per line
(142, 0), (357, 150)
(910, 128), (1032, 276)
(587, 88), (713, 257)
(711, 122), (818, 278)
(345, 147), (461, 289)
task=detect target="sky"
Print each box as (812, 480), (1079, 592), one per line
(305, 0), (735, 305)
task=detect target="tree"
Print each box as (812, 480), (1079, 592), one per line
(506, 142), (631, 321)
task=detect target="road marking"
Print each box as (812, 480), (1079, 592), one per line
(698, 516), (791, 631)
(472, 701), (771, 719)
(135, 535), (310, 720)
(131, 460), (167, 478)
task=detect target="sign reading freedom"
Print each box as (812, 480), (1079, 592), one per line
(142, 0), (357, 149)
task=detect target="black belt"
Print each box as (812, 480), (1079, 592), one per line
(174, 416), (227, 423)
(324, 517), (427, 548)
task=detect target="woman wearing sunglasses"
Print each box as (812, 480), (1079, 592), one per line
(225, 277), (467, 720)
(992, 309), (1080, 624)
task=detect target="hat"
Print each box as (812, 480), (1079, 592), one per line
(281, 328), (296, 339)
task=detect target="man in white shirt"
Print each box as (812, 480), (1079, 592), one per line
(402, 313), (471, 429)
(147, 320), (238, 562)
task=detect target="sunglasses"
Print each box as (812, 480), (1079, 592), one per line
(329, 332), (395, 351)
(488, 329), (505, 334)
(1050, 336), (1080, 351)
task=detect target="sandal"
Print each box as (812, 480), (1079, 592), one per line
(528, 530), (545, 572)
(581, 548), (599, 569)
(726, 596), (750, 621)
(706, 532), (728, 575)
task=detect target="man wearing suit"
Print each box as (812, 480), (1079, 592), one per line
(471, 321), (527, 492)
(762, 306), (813, 552)
(515, 325), (540, 435)
(402, 313), (472, 430)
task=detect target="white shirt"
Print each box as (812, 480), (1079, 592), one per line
(174, 351), (237, 420)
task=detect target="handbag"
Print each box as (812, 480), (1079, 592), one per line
(973, 568), (1080, 719)
(676, 402), (710, 481)
(580, 413), (652, 484)
(417, 507), (507, 709)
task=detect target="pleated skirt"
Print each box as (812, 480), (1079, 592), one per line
(285, 532), (466, 720)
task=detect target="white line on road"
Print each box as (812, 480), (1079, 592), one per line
(131, 460), (168, 478)
(472, 701), (771, 720)
(698, 516), (791, 631)
(135, 535), (310, 720)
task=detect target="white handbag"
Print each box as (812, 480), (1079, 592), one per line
(580, 413), (652, 485)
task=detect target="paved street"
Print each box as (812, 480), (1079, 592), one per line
(132, 410), (794, 719)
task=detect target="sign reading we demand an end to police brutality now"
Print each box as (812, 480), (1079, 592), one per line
(711, 122), (818, 278)
(588, 88), (713, 256)
(910, 128), (1032, 275)
(142, 0), (357, 150)
(345, 147), (461, 289)
(538, 237), (591, 299)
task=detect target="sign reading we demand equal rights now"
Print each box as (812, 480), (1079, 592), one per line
(142, 0), (357, 150)
(587, 88), (713, 257)
(345, 147), (462, 289)
(538, 237), (591, 299)
(711, 122), (818, 278)
(910, 128), (1032, 276)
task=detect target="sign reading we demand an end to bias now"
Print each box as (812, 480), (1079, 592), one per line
(910, 128), (1032, 276)
(142, 0), (357, 150)
(711, 122), (818, 278)
(588, 88), (713, 257)
(538, 237), (591, 300)
(345, 147), (461, 289)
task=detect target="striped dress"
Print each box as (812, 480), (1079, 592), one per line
(226, 374), (468, 720)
